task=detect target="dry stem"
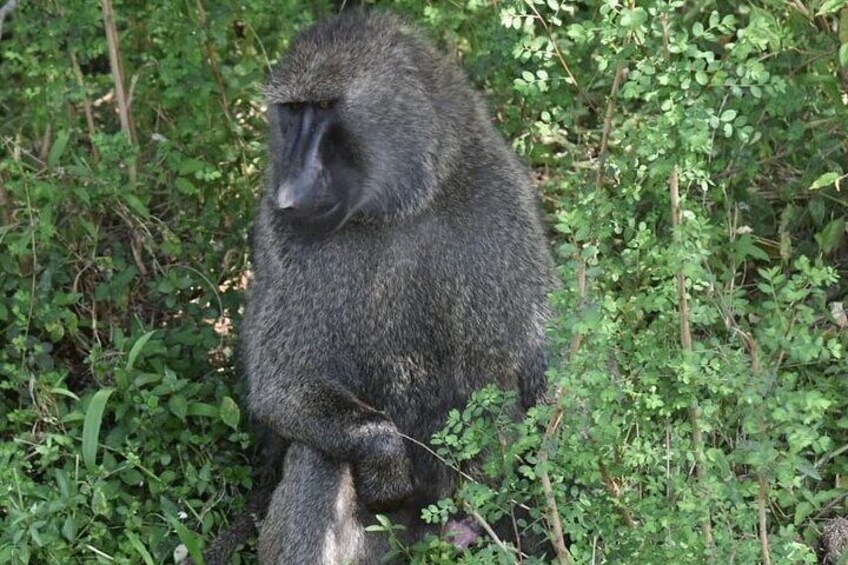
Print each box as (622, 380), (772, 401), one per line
(69, 50), (100, 162)
(594, 66), (625, 192)
(100, 0), (137, 165)
(0, 174), (11, 225)
(467, 508), (521, 560)
(743, 337), (772, 565)
(669, 166), (715, 555)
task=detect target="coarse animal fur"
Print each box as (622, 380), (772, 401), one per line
(243, 11), (557, 563)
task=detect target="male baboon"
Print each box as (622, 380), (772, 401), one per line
(243, 11), (556, 563)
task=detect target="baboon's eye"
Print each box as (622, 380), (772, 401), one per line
(284, 101), (302, 111)
(317, 100), (331, 109)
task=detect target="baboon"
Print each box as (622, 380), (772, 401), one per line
(243, 11), (557, 563)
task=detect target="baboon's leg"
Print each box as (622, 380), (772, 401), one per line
(258, 443), (389, 564)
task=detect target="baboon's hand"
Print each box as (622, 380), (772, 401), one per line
(353, 423), (414, 512)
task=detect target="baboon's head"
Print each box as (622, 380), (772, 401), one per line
(264, 12), (461, 232)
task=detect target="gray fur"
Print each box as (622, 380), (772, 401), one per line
(245, 11), (556, 563)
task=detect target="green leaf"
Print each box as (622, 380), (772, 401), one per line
(126, 330), (156, 372)
(169, 394), (188, 420)
(720, 109), (737, 122)
(50, 387), (80, 401)
(734, 235), (770, 262)
(126, 532), (156, 565)
(815, 217), (845, 254)
(621, 7), (647, 27)
(91, 485), (110, 516)
(839, 43), (848, 67)
(122, 193), (150, 218)
(178, 158), (208, 175)
(809, 172), (840, 190)
(55, 469), (70, 498)
(168, 515), (204, 565)
(187, 402), (219, 418)
(30, 524), (44, 547)
(219, 396), (241, 430)
(82, 388), (115, 471)
(175, 177), (198, 195)
(48, 130), (71, 167)
(817, 0), (848, 16)
(62, 517), (77, 542)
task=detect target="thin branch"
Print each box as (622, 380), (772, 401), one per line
(533, 249), (584, 565)
(523, 0), (595, 111)
(538, 461), (571, 564)
(598, 461), (636, 528)
(399, 432), (537, 522)
(101, 0), (131, 137)
(194, 0), (232, 121)
(21, 183), (38, 373)
(0, 0), (18, 41)
(812, 492), (848, 522)
(113, 204), (148, 277)
(757, 462), (772, 564)
(728, 329), (774, 563)
(467, 508), (520, 559)
(815, 442), (848, 469)
(670, 168), (692, 351)
(0, 174), (11, 225)
(788, 0), (811, 19)
(670, 167), (715, 555)
(38, 123), (52, 162)
(69, 49), (100, 162)
(399, 431), (531, 560)
(398, 433), (478, 485)
(594, 65), (625, 192)
(733, 334), (771, 565)
(542, 142), (632, 565)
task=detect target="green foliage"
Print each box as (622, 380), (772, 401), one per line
(0, 0), (306, 561)
(1, 0), (846, 563)
(398, 1), (848, 563)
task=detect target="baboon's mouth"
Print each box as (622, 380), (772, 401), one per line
(281, 202), (352, 234)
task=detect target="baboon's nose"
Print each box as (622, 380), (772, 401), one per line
(275, 182), (298, 210)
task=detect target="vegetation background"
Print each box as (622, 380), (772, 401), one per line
(1, 0), (847, 563)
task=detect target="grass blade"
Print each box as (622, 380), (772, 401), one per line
(82, 388), (114, 471)
(126, 330), (156, 372)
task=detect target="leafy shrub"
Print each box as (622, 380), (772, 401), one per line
(394, 1), (848, 563)
(0, 1), (299, 561)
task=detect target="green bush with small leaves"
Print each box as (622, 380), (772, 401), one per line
(1, 1), (846, 563)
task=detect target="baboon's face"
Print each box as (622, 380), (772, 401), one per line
(264, 15), (448, 232)
(268, 98), (367, 232)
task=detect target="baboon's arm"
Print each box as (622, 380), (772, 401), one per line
(250, 377), (412, 508)
(251, 378), (389, 458)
